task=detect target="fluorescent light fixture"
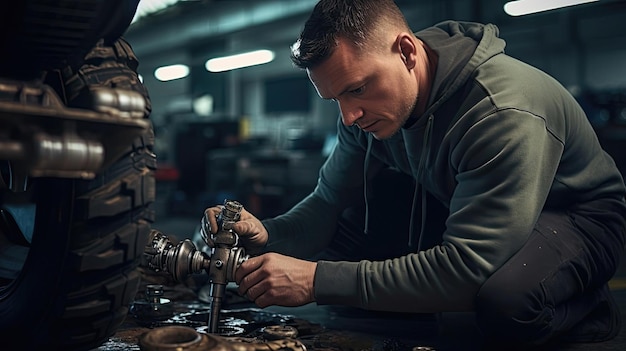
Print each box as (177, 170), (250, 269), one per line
(205, 50), (275, 73)
(504, 0), (599, 16)
(154, 64), (189, 81)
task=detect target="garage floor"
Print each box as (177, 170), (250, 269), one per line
(94, 215), (626, 351)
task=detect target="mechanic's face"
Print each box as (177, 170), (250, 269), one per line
(308, 36), (419, 140)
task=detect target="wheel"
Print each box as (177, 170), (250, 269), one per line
(0, 127), (156, 350)
(0, 1), (154, 347)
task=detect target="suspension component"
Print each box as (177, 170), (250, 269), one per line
(145, 230), (209, 282)
(0, 78), (149, 182)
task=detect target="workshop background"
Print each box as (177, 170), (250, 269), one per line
(118, 1), (626, 350)
(123, 0), (626, 230)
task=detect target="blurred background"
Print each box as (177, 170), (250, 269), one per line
(123, 0), (626, 227)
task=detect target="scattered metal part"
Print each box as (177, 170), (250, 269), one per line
(198, 325), (246, 337)
(130, 284), (173, 323)
(146, 284), (169, 308)
(139, 326), (214, 351)
(261, 325), (298, 340)
(144, 200), (249, 334)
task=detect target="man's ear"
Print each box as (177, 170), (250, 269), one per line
(396, 33), (417, 70)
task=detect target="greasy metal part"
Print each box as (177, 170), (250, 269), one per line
(261, 325), (299, 340)
(1, 131), (105, 181)
(139, 326), (216, 351)
(0, 141), (24, 160)
(139, 325), (307, 351)
(89, 87), (146, 119)
(145, 231), (210, 282)
(29, 131), (104, 178)
(144, 200), (249, 334)
(207, 282), (226, 335)
(146, 284), (168, 307)
(206, 200), (247, 334)
(0, 78), (149, 180)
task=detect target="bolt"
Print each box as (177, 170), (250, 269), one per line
(215, 260), (223, 268)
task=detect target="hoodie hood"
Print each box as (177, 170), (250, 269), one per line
(415, 21), (506, 123)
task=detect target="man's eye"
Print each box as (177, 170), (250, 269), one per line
(351, 86), (365, 95)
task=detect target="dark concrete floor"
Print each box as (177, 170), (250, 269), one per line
(99, 215), (626, 351)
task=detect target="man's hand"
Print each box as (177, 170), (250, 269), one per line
(235, 253), (317, 308)
(202, 204), (268, 253)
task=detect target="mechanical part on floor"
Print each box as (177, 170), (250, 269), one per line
(130, 284), (174, 324)
(261, 325), (299, 340)
(139, 325), (307, 351)
(145, 200), (249, 334)
(139, 326), (213, 351)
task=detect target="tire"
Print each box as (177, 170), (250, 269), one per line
(0, 1), (152, 348)
(0, 127), (156, 350)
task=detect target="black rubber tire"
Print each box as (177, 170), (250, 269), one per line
(0, 1), (152, 348)
(0, 128), (156, 350)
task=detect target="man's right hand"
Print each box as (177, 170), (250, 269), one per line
(202, 204), (268, 254)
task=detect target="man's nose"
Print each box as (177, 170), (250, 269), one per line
(339, 102), (363, 127)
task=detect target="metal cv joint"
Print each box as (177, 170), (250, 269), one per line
(145, 230), (209, 282)
(144, 200), (249, 334)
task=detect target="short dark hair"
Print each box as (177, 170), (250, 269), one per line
(290, 0), (410, 69)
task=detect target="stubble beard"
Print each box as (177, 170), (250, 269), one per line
(382, 95), (418, 140)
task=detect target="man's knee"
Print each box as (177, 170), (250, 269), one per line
(475, 271), (554, 344)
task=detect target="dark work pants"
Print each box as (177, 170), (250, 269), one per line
(318, 169), (626, 345)
(475, 201), (626, 344)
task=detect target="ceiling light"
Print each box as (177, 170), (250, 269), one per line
(504, 0), (599, 16)
(154, 64), (189, 81)
(132, 0), (181, 23)
(205, 50), (275, 73)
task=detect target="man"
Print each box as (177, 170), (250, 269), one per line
(203, 0), (626, 345)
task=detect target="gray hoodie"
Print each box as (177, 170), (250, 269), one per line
(261, 21), (626, 312)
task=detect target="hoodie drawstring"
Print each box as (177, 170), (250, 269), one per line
(363, 133), (373, 235)
(408, 115), (434, 248)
